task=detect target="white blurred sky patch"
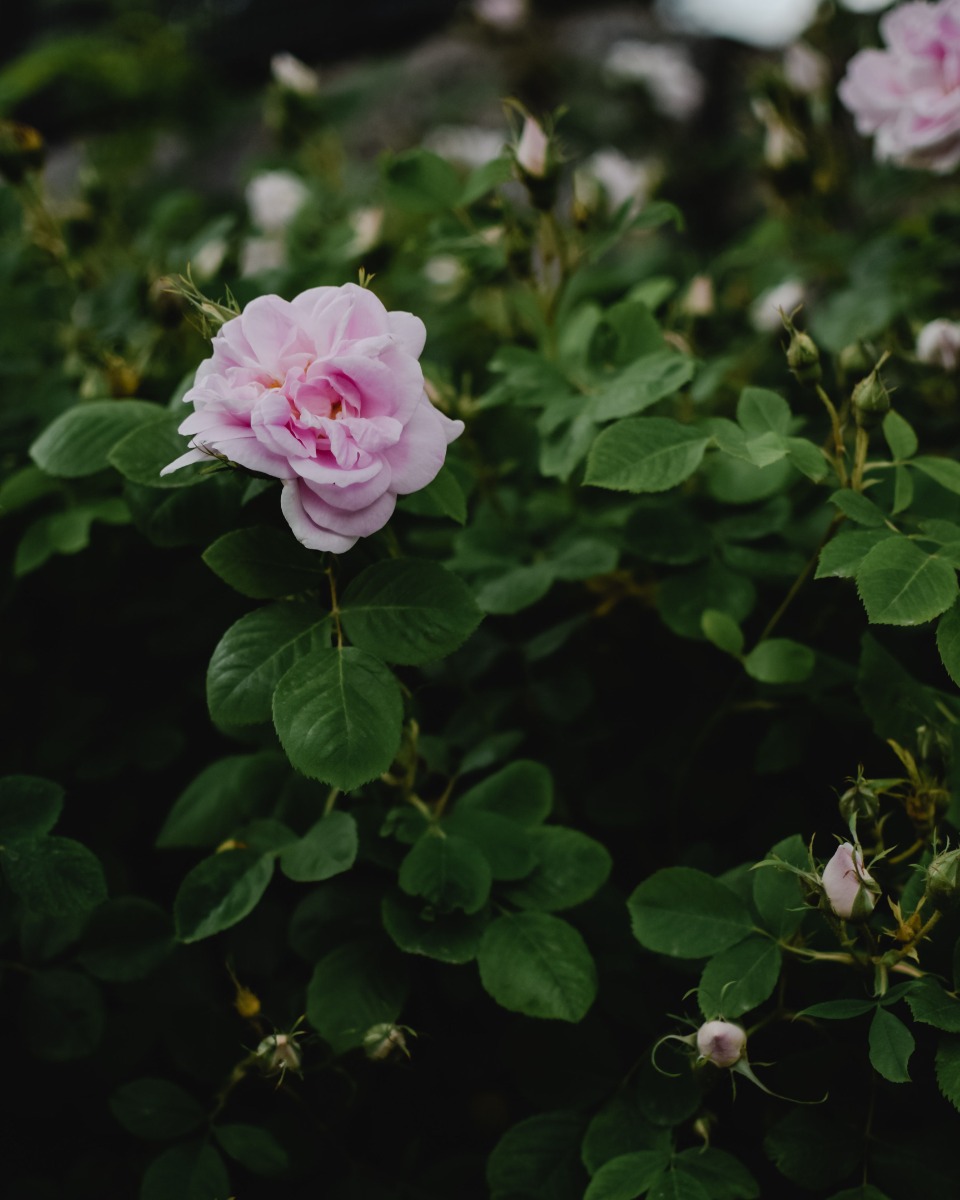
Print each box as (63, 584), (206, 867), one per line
(659, 0), (893, 47)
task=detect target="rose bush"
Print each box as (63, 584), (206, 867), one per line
(161, 283), (464, 551)
(838, 0), (960, 173)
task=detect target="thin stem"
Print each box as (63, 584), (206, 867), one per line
(816, 384), (847, 486)
(326, 563), (343, 649)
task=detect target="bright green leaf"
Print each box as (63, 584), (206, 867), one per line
(697, 935), (782, 1019)
(701, 609), (744, 657)
(173, 849), (274, 942)
(477, 911), (598, 1022)
(742, 638), (814, 684)
(207, 602), (332, 726)
(816, 530), (896, 579)
(442, 808), (537, 879)
(272, 646), (403, 791)
(628, 867), (754, 958)
(340, 558), (482, 664)
(586, 418), (710, 493)
(591, 352), (694, 421)
(29, 399), (161, 478)
(279, 812), (358, 883)
(912, 455), (960, 495)
(856, 537), (958, 626)
(905, 979), (960, 1032)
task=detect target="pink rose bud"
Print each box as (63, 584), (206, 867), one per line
(838, 0), (960, 174)
(821, 842), (878, 921)
(696, 1020), (747, 1068)
(916, 319), (960, 371)
(160, 283), (464, 552)
(516, 116), (549, 179)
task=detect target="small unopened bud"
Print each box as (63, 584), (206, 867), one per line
(821, 842), (879, 921)
(781, 310), (821, 383)
(516, 116), (549, 179)
(0, 120), (45, 184)
(696, 1020), (747, 1068)
(839, 774), (879, 838)
(683, 275), (715, 317)
(362, 1022), (411, 1061)
(256, 1032), (302, 1076)
(926, 848), (960, 908)
(852, 355), (891, 428)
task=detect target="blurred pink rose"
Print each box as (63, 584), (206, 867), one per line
(696, 1020), (747, 1068)
(161, 284), (464, 552)
(838, 0), (960, 173)
(516, 116), (549, 178)
(821, 842), (878, 920)
(916, 317), (960, 368)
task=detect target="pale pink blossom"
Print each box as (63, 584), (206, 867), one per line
(822, 842), (878, 920)
(838, 0), (960, 173)
(750, 278), (806, 333)
(696, 1020), (747, 1068)
(270, 52), (320, 95)
(916, 317), (960, 368)
(161, 284), (464, 552)
(472, 0), (527, 31)
(246, 170), (310, 235)
(784, 42), (831, 94)
(515, 116), (549, 178)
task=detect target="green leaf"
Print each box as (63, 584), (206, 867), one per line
(306, 939), (409, 1054)
(697, 935), (782, 1019)
(868, 1007), (914, 1082)
(764, 1109), (860, 1190)
(140, 1141), (230, 1200)
(586, 418), (710, 493)
(340, 558), (482, 664)
(581, 1092), (671, 1175)
(207, 602), (332, 726)
(110, 1078), (207, 1140)
(737, 387), (791, 437)
(155, 753), (288, 849)
(584, 1152), (670, 1200)
(397, 462), (467, 523)
(500, 826), (612, 911)
(829, 489), (889, 527)
(742, 638), (814, 684)
(173, 849), (274, 942)
(628, 867), (754, 958)
(29, 399), (161, 478)
(0, 774), (63, 841)
(752, 835), (810, 938)
(475, 561), (555, 614)
(78, 897), (174, 981)
(108, 414), (211, 488)
(856, 537), (958, 625)
(381, 889), (487, 963)
(785, 437), (828, 481)
(213, 1124), (289, 1177)
(278, 812), (358, 883)
(382, 147), (463, 212)
(937, 599), (960, 689)
(646, 1169), (711, 1200)
(442, 808), (537, 879)
(912, 455), (960, 495)
(701, 609), (744, 656)
(459, 153), (512, 205)
(457, 760), (554, 825)
(22, 969), (103, 1061)
(798, 999), (876, 1019)
(488, 1110), (588, 1199)
(816, 530), (896, 579)
(591, 352), (694, 421)
(674, 1148), (759, 1199)
(477, 911), (598, 1022)
(272, 646), (403, 790)
(202, 524), (327, 598)
(935, 1033), (960, 1111)
(398, 832), (492, 914)
(0, 464), (63, 515)
(827, 1188), (892, 1200)
(3, 836), (107, 916)
(906, 979), (960, 1031)
(658, 562), (756, 641)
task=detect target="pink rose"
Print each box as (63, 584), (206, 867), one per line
(515, 116), (549, 178)
(916, 317), (960, 368)
(696, 1020), (747, 1068)
(161, 283), (464, 552)
(838, 0), (960, 173)
(821, 842), (878, 920)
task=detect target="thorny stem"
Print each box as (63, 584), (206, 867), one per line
(816, 384), (848, 486)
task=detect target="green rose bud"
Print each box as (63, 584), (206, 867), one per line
(852, 354), (892, 428)
(926, 847), (960, 909)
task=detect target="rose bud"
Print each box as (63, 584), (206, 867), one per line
(256, 1031), (303, 1077)
(926, 847), (960, 909)
(696, 1020), (747, 1069)
(362, 1022), (412, 1061)
(821, 842), (879, 921)
(852, 357), (891, 428)
(780, 310), (821, 384)
(516, 116), (549, 179)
